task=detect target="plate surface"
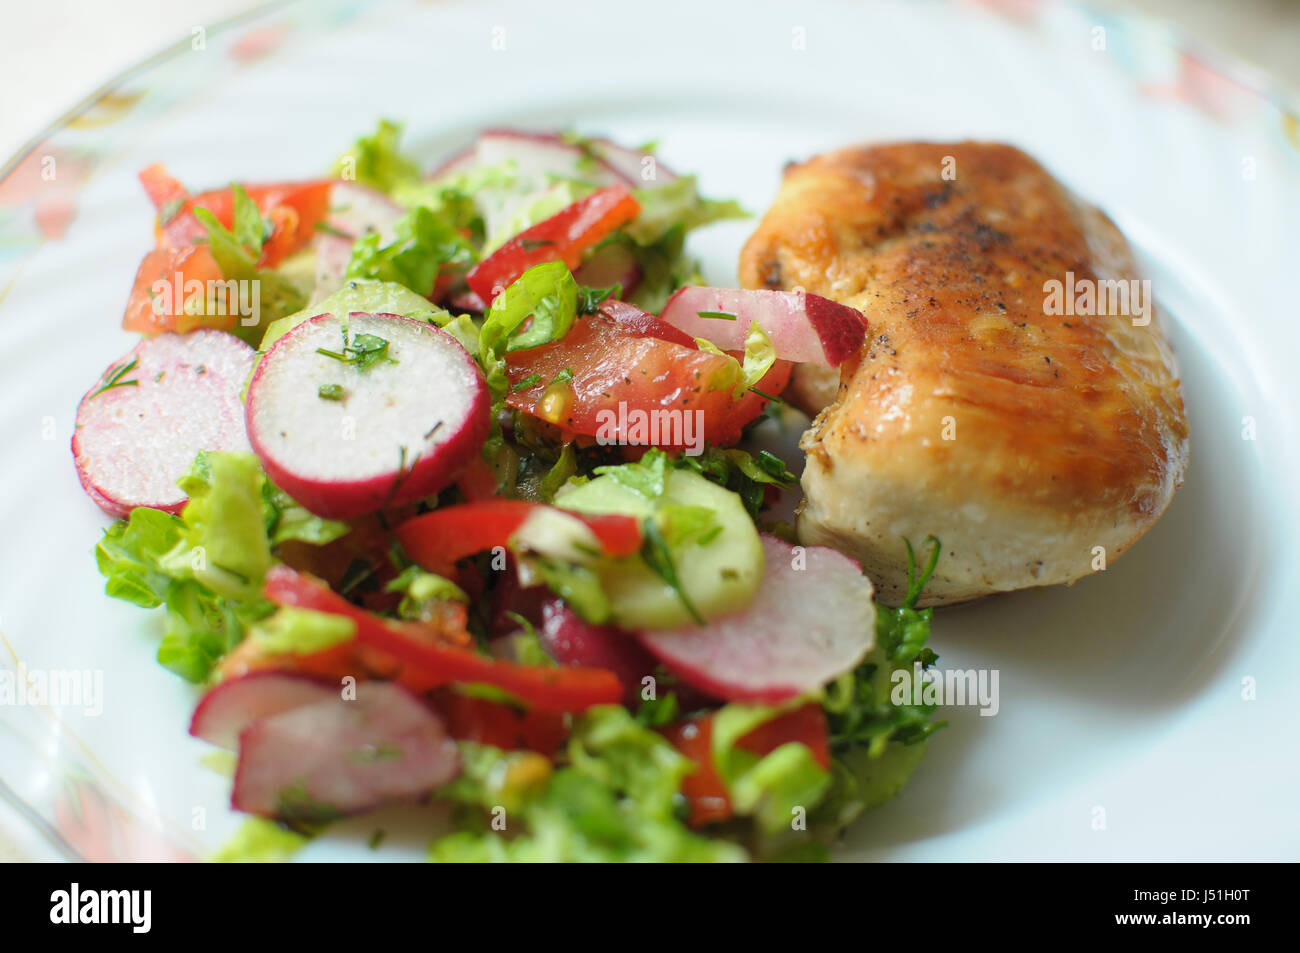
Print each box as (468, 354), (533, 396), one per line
(1, 0), (1297, 861)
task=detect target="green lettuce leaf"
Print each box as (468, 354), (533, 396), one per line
(711, 701), (831, 836)
(626, 175), (747, 245)
(94, 452), (347, 683)
(344, 205), (477, 298)
(211, 818), (311, 863)
(332, 118), (422, 194)
(191, 205), (306, 345)
(248, 607), (357, 656)
(430, 707), (746, 862)
(479, 260), (580, 359)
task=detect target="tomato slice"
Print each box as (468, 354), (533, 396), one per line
(263, 566), (622, 713)
(465, 187), (641, 303)
(395, 500), (643, 577)
(121, 244), (230, 334)
(505, 312), (791, 449)
(138, 163), (188, 213)
(598, 299), (698, 349)
(138, 165), (333, 267)
(661, 704), (831, 828)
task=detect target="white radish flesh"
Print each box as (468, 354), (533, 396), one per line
(190, 671), (338, 750)
(637, 535), (876, 703)
(231, 681), (459, 820)
(659, 287), (867, 366)
(245, 312), (488, 519)
(72, 330), (255, 518)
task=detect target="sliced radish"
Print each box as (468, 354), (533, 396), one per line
(231, 681), (459, 820)
(323, 182), (404, 242)
(428, 145), (478, 181)
(475, 129), (632, 188)
(538, 598), (656, 706)
(190, 671), (338, 750)
(245, 311), (489, 519)
(72, 330), (255, 519)
(574, 241), (642, 296)
(310, 233), (357, 305)
(658, 287), (867, 366)
(587, 137), (677, 186)
(637, 535), (876, 703)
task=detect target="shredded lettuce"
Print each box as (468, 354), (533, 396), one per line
(385, 565), (470, 617)
(430, 707), (746, 862)
(332, 118), (422, 194)
(482, 180), (592, 254)
(248, 607), (356, 656)
(710, 702), (831, 836)
(814, 537), (946, 832)
(479, 260), (580, 357)
(615, 177), (747, 313)
(94, 452), (347, 683)
(344, 205), (476, 298)
(211, 818), (311, 863)
(626, 176), (747, 245)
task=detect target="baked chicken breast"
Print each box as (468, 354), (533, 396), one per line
(739, 142), (1189, 606)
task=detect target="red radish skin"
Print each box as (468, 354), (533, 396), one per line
(429, 146), (478, 180)
(245, 312), (489, 519)
(538, 598), (658, 706)
(475, 130), (634, 188)
(189, 671), (338, 750)
(659, 287), (867, 366)
(637, 535), (877, 703)
(231, 681), (460, 820)
(312, 184), (405, 303)
(587, 137), (678, 186)
(324, 182), (404, 241)
(72, 330), (255, 519)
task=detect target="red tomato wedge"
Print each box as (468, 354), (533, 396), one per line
(661, 704), (831, 828)
(395, 500), (643, 577)
(598, 299), (698, 349)
(138, 164), (333, 267)
(465, 187), (641, 303)
(121, 244), (229, 334)
(263, 566), (622, 714)
(505, 311), (791, 449)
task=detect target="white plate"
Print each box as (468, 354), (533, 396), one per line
(1, 0), (1297, 861)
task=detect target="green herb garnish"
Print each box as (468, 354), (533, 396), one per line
(90, 358), (140, 398)
(697, 310), (737, 321)
(318, 383), (345, 401)
(316, 331), (393, 371)
(577, 283), (622, 314)
(639, 517), (703, 624)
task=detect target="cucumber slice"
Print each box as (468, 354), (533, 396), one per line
(555, 469), (764, 629)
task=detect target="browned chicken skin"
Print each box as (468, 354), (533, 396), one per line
(740, 142), (1189, 606)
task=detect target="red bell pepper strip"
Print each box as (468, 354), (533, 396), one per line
(395, 500), (642, 577)
(661, 704), (831, 828)
(465, 186), (641, 303)
(263, 566), (622, 714)
(434, 690), (569, 757)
